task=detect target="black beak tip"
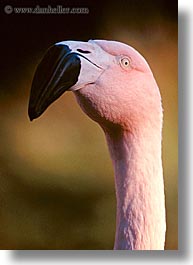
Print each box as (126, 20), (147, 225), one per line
(28, 112), (34, 122)
(29, 116), (34, 122)
(28, 44), (81, 122)
(28, 106), (39, 121)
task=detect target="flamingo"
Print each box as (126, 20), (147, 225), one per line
(28, 40), (166, 250)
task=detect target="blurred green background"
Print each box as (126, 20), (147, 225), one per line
(0, 0), (177, 249)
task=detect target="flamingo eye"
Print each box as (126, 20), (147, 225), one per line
(120, 57), (130, 69)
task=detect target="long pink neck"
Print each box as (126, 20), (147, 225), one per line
(105, 127), (166, 250)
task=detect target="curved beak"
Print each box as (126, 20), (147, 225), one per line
(28, 40), (109, 121)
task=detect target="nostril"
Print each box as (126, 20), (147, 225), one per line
(77, 49), (91, 54)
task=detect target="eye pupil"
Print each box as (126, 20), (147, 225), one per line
(120, 57), (130, 68)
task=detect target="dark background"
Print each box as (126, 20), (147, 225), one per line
(0, 0), (178, 249)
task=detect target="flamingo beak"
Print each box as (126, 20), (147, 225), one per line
(28, 40), (106, 121)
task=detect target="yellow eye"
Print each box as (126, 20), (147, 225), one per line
(120, 57), (130, 68)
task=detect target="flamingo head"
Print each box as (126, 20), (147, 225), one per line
(28, 40), (162, 131)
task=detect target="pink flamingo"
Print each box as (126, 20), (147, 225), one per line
(28, 40), (166, 250)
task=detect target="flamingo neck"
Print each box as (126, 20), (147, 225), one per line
(104, 127), (166, 250)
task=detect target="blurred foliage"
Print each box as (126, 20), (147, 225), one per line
(0, 0), (177, 249)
